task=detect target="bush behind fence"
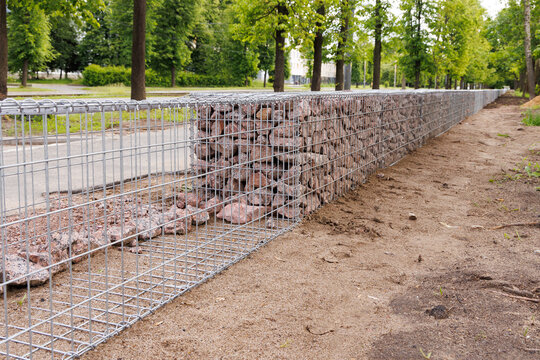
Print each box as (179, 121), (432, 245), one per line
(82, 64), (245, 87)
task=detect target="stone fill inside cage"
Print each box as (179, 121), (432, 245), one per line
(0, 90), (503, 359)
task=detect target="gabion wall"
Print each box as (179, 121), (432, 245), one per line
(0, 89), (502, 359)
(191, 90), (503, 223)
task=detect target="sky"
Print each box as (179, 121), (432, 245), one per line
(390, 0), (508, 19)
(480, 0), (507, 18)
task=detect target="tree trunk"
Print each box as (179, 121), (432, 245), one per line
(263, 70), (267, 88)
(273, 30), (285, 92)
(64, 69), (68, 80)
(435, 75), (438, 89)
(363, 60), (366, 87)
(335, 2), (349, 91)
(372, 0), (382, 89)
(311, 4), (325, 92)
(523, 0), (536, 99)
(22, 60), (28, 87)
(519, 69), (526, 94)
(171, 66), (176, 87)
(335, 60), (344, 91)
(460, 77), (464, 89)
(414, 69), (420, 89)
(413, 0), (423, 89)
(401, 73), (406, 90)
(273, 2), (288, 92)
(1, 0), (7, 99)
(59, 69), (63, 80)
(453, 78), (457, 89)
(131, 0), (146, 100)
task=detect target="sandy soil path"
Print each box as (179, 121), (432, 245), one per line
(85, 95), (540, 360)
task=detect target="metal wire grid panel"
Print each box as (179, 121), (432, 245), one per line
(0, 90), (502, 359)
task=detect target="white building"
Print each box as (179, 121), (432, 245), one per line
(256, 48), (336, 85)
(287, 48), (336, 84)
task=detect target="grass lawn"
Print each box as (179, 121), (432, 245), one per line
(2, 107), (191, 136)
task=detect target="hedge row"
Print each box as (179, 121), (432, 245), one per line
(82, 65), (244, 87)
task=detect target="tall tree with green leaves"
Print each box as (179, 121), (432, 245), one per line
(224, 38), (260, 85)
(48, 15), (81, 79)
(257, 41), (275, 87)
(7, 2), (55, 86)
(399, 0), (434, 89)
(360, 0), (393, 89)
(523, 0), (536, 98)
(311, 1), (326, 91)
(432, 0), (480, 88)
(79, 6), (115, 67)
(233, 0), (293, 92)
(0, 0), (104, 96)
(0, 0), (7, 99)
(152, 0), (197, 86)
(484, 2), (524, 88)
(109, 0), (134, 67)
(335, 0), (355, 90)
(189, 0), (223, 76)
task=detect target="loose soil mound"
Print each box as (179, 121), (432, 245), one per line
(522, 94), (540, 108)
(85, 95), (540, 360)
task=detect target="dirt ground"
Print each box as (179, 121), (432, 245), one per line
(85, 94), (540, 360)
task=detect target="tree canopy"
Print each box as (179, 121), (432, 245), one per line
(0, 0), (538, 94)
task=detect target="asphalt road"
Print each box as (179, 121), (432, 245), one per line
(1, 125), (191, 215)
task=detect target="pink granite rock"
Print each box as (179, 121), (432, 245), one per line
(3, 254), (50, 286)
(204, 197), (224, 213)
(216, 203), (268, 224)
(163, 207), (192, 235)
(107, 222), (137, 245)
(176, 192), (202, 208)
(277, 206), (303, 219)
(186, 205), (210, 225)
(248, 189), (273, 206)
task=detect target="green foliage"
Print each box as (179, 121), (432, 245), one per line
(484, 0), (539, 88)
(82, 64), (130, 86)
(47, 15), (81, 76)
(109, 0), (133, 67)
(151, 0), (197, 84)
(523, 110), (540, 126)
(7, 2), (56, 75)
(188, 0), (225, 75)
(3, 0), (537, 92)
(82, 64), (244, 87)
(79, 6), (115, 67)
(398, 0), (435, 86)
(431, 0), (487, 86)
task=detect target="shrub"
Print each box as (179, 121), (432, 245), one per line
(175, 71), (244, 87)
(82, 65), (131, 86)
(83, 64), (247, 87)
(522, 110), (540, 126)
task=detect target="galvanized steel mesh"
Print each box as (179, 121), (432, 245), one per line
(0, 89), (503, 359)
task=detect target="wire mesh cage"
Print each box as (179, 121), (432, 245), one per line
(0, 89), (503, 359)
